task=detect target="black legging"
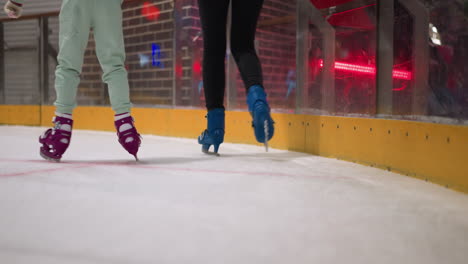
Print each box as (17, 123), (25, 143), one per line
(198, 0), (264, 110)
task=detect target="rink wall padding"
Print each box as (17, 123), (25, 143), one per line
(1, 104), (468, 193)
(0, 105), (41, 125)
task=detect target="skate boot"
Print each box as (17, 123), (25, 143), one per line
(247, 85), (275, 151)
(198, 108), (225, 156)
(114, 113), (141, 161)
(39, 114), (73, 162)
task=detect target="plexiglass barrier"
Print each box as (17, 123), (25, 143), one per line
(0, 0), (467, 123)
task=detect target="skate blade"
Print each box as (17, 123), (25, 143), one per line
(133, 154), (139, 161)
(264, 120), (269, 152)
(40, 150), (61, 163)
(202, 147), (220, 157)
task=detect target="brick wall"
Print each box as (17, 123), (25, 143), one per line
(174, 0), (297, 110)
(174, 0), (203, 107)
(79, 0), (175, 106)
(78, 0), (297, 110)
(246, 0), (297, 110)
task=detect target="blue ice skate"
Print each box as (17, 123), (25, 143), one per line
(198, 108), (225, 156)
(247, 85), (275, 151)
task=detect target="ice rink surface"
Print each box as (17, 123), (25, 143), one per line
(0, 126), (467, 264)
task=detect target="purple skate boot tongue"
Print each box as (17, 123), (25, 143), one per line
(114, 115), (141, 160)
(39, 116), (73, 162)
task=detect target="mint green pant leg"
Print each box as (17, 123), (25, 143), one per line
(93, 0), (131, 114)
(54, 0), (92, 114)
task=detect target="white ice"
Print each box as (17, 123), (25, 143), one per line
(0, 126), (467, 264)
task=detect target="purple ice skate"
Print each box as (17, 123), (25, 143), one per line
(115, 115), (141, 160)
(39, 116), (73, 162)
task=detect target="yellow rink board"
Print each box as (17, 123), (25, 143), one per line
(1, 104), (467, 193)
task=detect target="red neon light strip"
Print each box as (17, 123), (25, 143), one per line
(329, 4), (378, 18)
(318, 60), (412, 80)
